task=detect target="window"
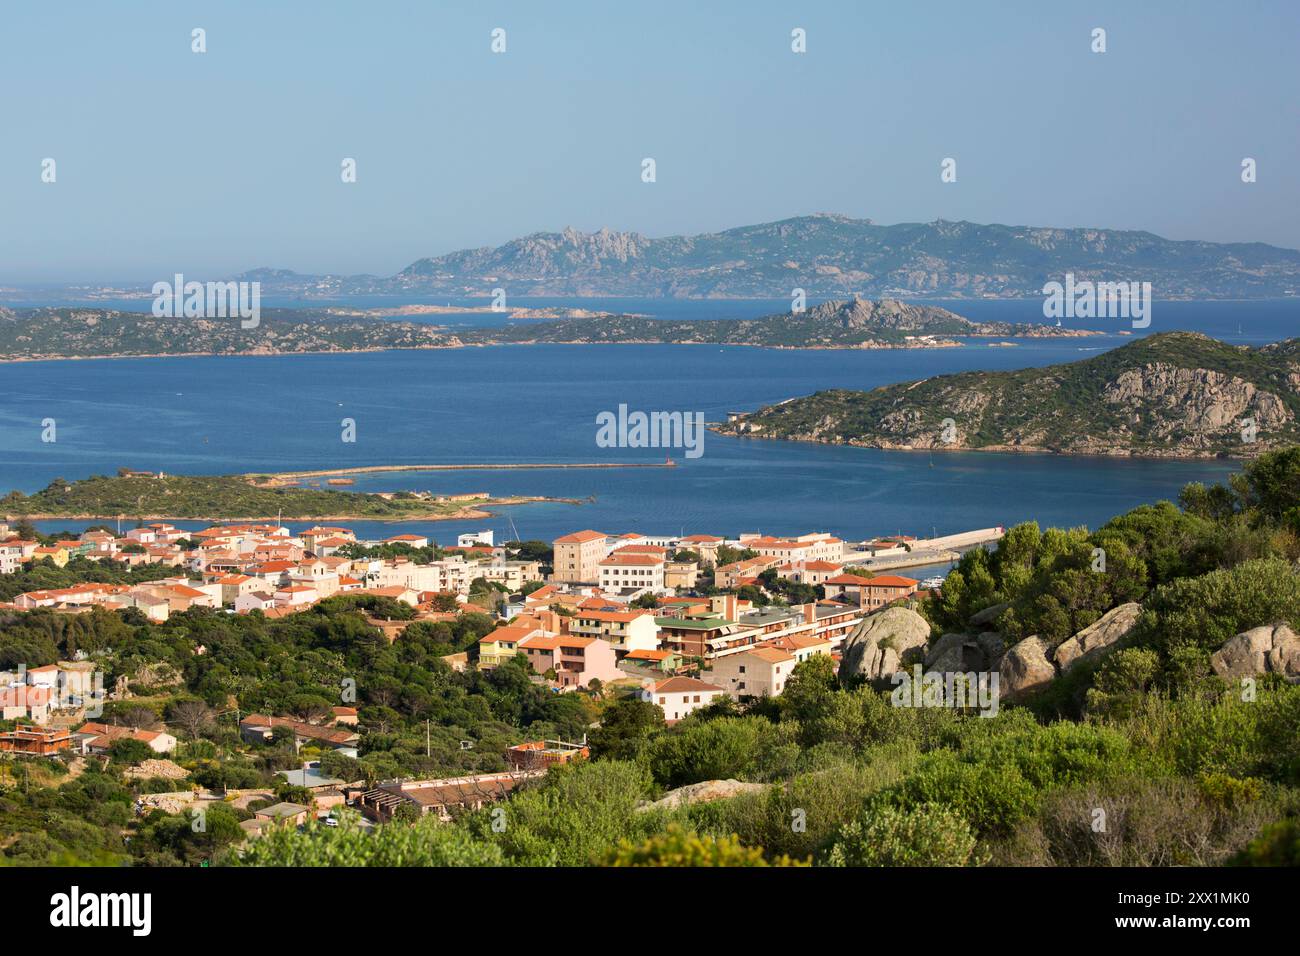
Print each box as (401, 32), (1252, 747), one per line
(658, 697), (666, 705)
(692, 695), (700, 703)
(738, 665), (746, 674)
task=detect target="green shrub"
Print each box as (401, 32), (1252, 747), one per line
(824, 804), (981, 867)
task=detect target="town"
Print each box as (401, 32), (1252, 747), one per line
(0, 516), (1003, 839)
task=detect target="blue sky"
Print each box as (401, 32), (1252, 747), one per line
(1, 0), (1297, 281)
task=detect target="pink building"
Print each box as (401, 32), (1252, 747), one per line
(518, 634), (621, 690)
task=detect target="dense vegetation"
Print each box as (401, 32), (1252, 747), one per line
(6, 451), (1300, 867)
(718, 332), (1300, 456)
(2, 473), (493, 520)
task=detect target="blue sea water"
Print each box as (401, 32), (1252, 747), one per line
(2, 297), (1296, 545)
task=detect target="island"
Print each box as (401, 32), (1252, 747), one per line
(715, 332), (1300, 458)
(0, 472), (579, 522)
(0, 297), (1094, 363)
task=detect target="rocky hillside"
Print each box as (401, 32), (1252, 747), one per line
(717, 332), (1300, 458)
(456, 297), (1095, 348)
(225, 214), (1300, 298)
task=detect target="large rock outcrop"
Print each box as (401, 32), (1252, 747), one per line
(1052, 603), (1141, 672)
(839, 607), (931, 684)
(999, 636), (1056, 699)
(969, 602), (1010, 629)
(636, 779), (767, 812)
(1210, 623), (1300, 682)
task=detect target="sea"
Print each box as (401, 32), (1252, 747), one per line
(1, 295), (1296, 549)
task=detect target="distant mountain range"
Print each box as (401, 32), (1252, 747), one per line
(717, 332), (1300, 458)
(216, 214), (1300, 299)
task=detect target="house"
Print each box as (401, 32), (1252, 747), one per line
(663, 560), (699, 590)
(274, 584), (319, 607)
(824, 573), (918, 609)
(357, 773), (527, 823)
(654, 615), (755, 661)
(775, 559), (844, 586)
(677, 534), (723, 566)
(214, 574), (261, 605)
(518, 634), (623, 690)
(239, 714), (361, 756)
(0, 725), (74, 756)
(641, 676), (725, 723)
(441, 651), (470, 673)
(276, 767), (349, 791)
(551, 530), (609, 584)
(759, 632), (834, 664)
(384, 534), (429, 549)
(0, 539), (37, 574)
(598, 550), (666, 593)
(253, 802), (311, 827)
(739, 532), (845, 564)
(568, 608), (660, 655)
(506, 738), (589, 770)
(76, 721), (177, 755)
(331, 705), (359, 726)
(708, 646), (797, 699)
(31, 544), (70, 567)
(476, 624), (543, 668)
(714, 555), (782, 588)
(354, 585), (419, 607)
(235, 591), (277, 613)
(620, 647), (681, 673)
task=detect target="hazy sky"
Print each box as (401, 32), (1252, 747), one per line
(2, 0), (1297, 281)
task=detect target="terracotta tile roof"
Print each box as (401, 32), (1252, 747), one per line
(599, 553), (664, 567)
(554, 530), (607, 544)
(865, 575), (919, 588)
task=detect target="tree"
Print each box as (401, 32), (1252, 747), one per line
(780, 655), (839, 730)
(588, 698), (665, 761)
(108, 737), (155, 766)
(168, 699), (215, 740)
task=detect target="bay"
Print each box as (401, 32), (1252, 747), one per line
(2, 298), (1295, 544)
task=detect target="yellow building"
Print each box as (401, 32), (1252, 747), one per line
(476, 625), (541, 668)
(32, 545), (69, 567)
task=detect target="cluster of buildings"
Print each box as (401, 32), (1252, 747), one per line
(0, 521), (541, 623)
(466, 527), (928, 719)
(0, 516), (940, 736)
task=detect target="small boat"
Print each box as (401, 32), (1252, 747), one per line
(920, 576), (946, 589)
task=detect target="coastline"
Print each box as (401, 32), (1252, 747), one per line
(710, 429), (1253, 462)
(245, 462), (676, 484)
(0, 332), (1100, 366)
(12, 495), (583, 524)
